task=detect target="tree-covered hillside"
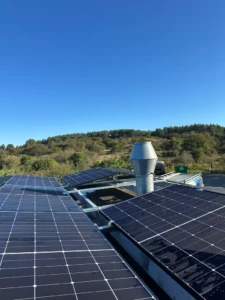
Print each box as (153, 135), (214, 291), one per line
(1, 124), (225, 177)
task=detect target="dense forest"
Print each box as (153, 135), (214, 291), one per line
(1, 124), (225, 178)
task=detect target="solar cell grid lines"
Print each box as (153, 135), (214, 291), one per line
(101, 185), (225, 299)
(7, 174), (62, 188)
(62, 167), (134, 187)
(0, 184), (68, 197)
(0, 175), (75, 212)
(0, 194), (82, 213)
(0, 175), (155, 300)
(0, 250), (155, 300)
(0, 213), (155, 299)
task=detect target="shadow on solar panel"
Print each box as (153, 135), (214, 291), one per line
(0, 184), (68, 196)
(0, 175), (12, 186)
(23, 187), (67, 196)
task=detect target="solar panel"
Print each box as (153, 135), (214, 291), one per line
(0, 175), (77, 212)
(62, 167), (134, 187)
(7, 175), (62, 187)
(0, 175), (11, 186)
(0, 183), (67, 196)
(101, 184), (225, 299)
(0, 175), (155, 300)
(0, 212), (115, 254)
(0, 194), (81, 213)
(0, 249), (155, 300)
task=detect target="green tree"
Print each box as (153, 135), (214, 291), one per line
(32, 158), (57, 171)
(25, 139), (36, 148)
(191, 148), (204, 163)
(182, 132), (218, 162)
(69, 152), (89, 170)
(21, 155), (32, 166)
(170, 137), (182, 154)
(85, 141), (105, 154)
(24, 144), (50, 156)
(6, 144), (15, 154)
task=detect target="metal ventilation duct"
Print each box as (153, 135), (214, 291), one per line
(130, 142), (158, 196)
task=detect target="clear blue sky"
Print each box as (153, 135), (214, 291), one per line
(1, 0), (225, 146)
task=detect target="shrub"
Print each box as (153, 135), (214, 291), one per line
(32, 158), (58, 171)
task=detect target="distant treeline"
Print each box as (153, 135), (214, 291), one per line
(0, 124), (225, 177)
(151, 124), (225, 139)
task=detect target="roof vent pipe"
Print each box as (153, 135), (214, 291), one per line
(130, 142), (158, 196)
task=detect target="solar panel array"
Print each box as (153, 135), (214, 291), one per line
(102, 185), (225, 300)
(62, 167), (134, 187)
(0, 175), (155, 300)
